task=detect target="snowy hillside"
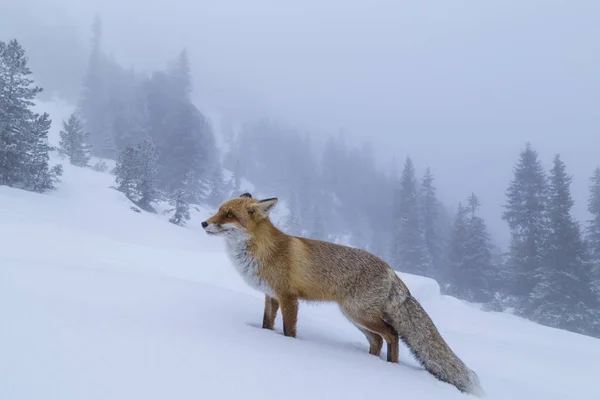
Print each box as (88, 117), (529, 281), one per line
(2, 161), (600, 400)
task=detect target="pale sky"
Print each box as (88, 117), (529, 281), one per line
(4, 0), (600, 249)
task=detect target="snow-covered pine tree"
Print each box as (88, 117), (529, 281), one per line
(445, 202), (468, 296)
(168, 188), (191, 226)
(231, 159), (242, 195)
(419, 167), (441, 279)
(144, 63), (217, 199)
(131, 85), (152, 144)
(168, 49), (192, 100)
(444, 195), (496, 302)
(59, 113), (92, 166)
(168, 170), (197, 226)
(502, 142), (548, 315)
(390, 157), (428, 274)
(77, 15), (112, 157)
(206, 162), (227, 207)
(135, 137), (159, 212)
(433, 200), (453, 266)
(284, 191), (303, 236)
(114, 144), (138, 201)
(92, 160), (108, 172)
(114, 138), (159, 211)
(0, 39), (61, 192)
(351, 211), (374, 251)
(586, 167), (600, 297)
(99, 129), (117, 160)
(462, 193), (495, 302)
(531, 155), (599, 336)
(0, 39), (40, 187)
(297, 175), (313, 225)
(310, 203), (326, 241)
(26, 112), (63, 192)
(187, 169), (209, 205)
(106, 66), (146, 151)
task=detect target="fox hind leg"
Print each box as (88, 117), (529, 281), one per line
(342, 308), (399, 363)
(341, 309), (384, 356)
(360, 319), (398, 362)
(361, 319), (399, 363)
(357, 325), (384, 356)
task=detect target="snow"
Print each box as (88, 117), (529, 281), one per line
(2, 163), (600, 400)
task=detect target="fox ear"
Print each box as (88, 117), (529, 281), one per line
(257, 197), (278, 215)
(239, 192), (252, 198)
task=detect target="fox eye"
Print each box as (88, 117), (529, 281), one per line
(248, 209), (254, 215)
(227, 213), (234, 218)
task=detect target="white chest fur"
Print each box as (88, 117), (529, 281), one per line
(224, 233), (275, 296)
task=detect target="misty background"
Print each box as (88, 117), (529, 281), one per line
(3, 0), (599, 248)
(2, 0), (600, 337)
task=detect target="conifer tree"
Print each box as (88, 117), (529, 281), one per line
(390, 157), (428, 274)
(92, 160), (108, 172)
(168, 172), (193, 227)
(587, 167), (600, 295)
(206, 163), (227, 207)
(99, 130), (117, 160)
(169, 187), (191, 226)
(310, 203), (326, 241)
(231, 159), (242, 195)
(502, 143), (548, 314)
(78, 15), (112, 156)
(284, 191), (303, 236)
(168, 49), (192, 100)
(462, 193), (494, 302)
(446, 203), (469, 295)
(297, 175), (313, 224)
(114, 137), (159, 211)
(144, 67), (217, 198)
(114, 144), (138, 200)
(0, 39), (61, 191)
(135, 137), (159, 211)
(531, 155), (599, 335)
(27, 113), (63, 192)
(1, 39), (42, 186)
(419, 167), (441, 278)
(190, 169), (210, 205)
(107, 67), (147, 151)
(59, 113), (92, 166)
(445, 195), (495, 302)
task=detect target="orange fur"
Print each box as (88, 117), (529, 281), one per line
(202, 193), (484, 396)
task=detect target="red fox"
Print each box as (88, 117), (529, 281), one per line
(202, 193), (484, 396)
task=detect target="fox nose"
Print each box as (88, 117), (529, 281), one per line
(201, 221), (208, 228)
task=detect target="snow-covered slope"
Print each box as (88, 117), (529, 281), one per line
(1, 162), (599, 400)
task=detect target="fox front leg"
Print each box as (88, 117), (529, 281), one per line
(278, 295), (299, 338)
(262, 295), (279, 330)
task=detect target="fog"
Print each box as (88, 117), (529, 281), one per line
(3, 0), (600, 248)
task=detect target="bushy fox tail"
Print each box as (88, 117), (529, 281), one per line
(384, 288), (485, 397)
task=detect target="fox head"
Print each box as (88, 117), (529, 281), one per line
(201, 192), (278, 237)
